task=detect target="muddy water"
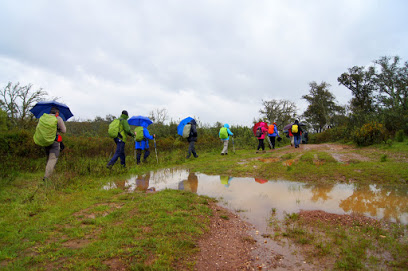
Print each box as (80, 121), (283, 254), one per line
(104, 168), (408, 228)
(103, 168), (408, 269)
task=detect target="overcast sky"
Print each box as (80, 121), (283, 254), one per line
(1, 0), (407, 126)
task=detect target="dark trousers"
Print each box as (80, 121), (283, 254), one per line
(269, 136), (276, 149)
(187, 141), (197, 158)
(107, 138), (126, 167)
(257, 139), (265, 151)
(136, 148), (150, 164)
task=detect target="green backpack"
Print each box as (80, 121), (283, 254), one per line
(108, 118), (122, 138)
(33, 113), (58, 147)
(219, 127), (228, 139)
(134, 126), (144, 142)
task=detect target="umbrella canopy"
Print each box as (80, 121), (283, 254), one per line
(128, 115), (153, 128)
(177, 116), (194, 136)
(30, 100), (73, 121)
(252, 121), (268, 136)
(284, 122), (306, 131)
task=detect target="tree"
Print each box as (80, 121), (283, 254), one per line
(302, 81), (345, 133)
(337, 66), (376, 114)
(0, 82), (48, 127)
(259, 99), (298, 129)
(149, 108), (168, 124)
(372, 56), (408, 132)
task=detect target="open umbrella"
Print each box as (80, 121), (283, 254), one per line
(30, 100), (73, 121)
(128, 115), (153, 127)
(252, 121), (268, 136)
(177, 116), (194, 136)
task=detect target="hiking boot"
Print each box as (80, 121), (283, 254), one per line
(193, 154), (198, 158)
(221, 153), (224, 155)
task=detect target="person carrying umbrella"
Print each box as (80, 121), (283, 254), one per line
(106, 110), (135, 168)
(186, 119), (198, 158)
(134, 126), (155, 164)
(219, 123), (234, 155)
(34, 106), (66, 181)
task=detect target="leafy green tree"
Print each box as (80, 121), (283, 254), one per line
(0, 82), (48, 128)
(0, 108), (7, 131)
(302, 81), (345, 133)
(259, 99), (298, 129)
(373, 56), (408, 132)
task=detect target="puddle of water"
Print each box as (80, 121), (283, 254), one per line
(103, 168), (408, 228)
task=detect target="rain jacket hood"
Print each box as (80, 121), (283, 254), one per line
(223, 123), (230, 128)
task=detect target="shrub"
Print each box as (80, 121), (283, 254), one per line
(309, 126), (350, 144)
(352, 122), (389, 146)
(395, 130), (405, 142)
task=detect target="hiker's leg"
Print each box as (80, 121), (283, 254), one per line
(261, 139), (265, 150)
(118, 141), (126, 166)
(190, 141), (198, 157)
(271, 136), (276, 149)
(108, 138), (121, 166)
(136, 149), (142, 164)
(143, 148), (150, 161)
(290, 136), (294, 147)
(186, 141), (192, 158)
(222, 140), (229, 154)
(44, 142), (60, 178)
(257, 139), (262, 150)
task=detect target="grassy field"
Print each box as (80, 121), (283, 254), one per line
(1, 140), (407, 270)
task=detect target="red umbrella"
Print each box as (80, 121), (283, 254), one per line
(252, 121), (268, 136)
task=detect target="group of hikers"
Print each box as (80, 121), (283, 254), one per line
(33, 107), (304, 181)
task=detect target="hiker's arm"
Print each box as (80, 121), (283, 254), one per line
(144, 129), (154, 140)
(122, 120), (134, 137)
(57, 116), (66, 134)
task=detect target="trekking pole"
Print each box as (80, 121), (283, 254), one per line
(232, 136), (236, 154)
(267, 136), (273, 149)
(153, 137), (158, 164)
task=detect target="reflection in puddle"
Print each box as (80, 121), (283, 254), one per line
(103, 168), (408, 229)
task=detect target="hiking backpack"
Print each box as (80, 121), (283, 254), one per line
(182, 123), (192, 138)
(255, 127), (262, 137)
(219, 127), (228, 139)
(33, 113), (58, 147)
(108, 118), (122, 138)
(134, 126), (144, 142)
(291, 124), (299, 133)
(268, 125), (275, 134)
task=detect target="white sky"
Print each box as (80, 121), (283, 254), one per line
(1, 0), (407, 126)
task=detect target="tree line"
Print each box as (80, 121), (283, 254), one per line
(1, 55), (407, 139)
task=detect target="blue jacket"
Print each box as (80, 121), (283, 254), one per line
(268, 124), (279, 137)
(135, 128), (154, 150)
(219, 123), (234, 141)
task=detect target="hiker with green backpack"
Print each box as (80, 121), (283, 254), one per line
(106, 110), (135, 168)
(219, 123), (234, 155)
(33, 107), (66, 181)
(134, 126), (155, 164)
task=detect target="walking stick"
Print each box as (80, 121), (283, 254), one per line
(266, 135), (273, 149)
(153, 137), (158, 164)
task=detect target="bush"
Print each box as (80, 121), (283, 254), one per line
(309, 126), (350, 144)
(395, 130), (405, 142)
(352, 122), (389, 146)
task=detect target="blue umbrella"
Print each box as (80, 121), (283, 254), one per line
(128, 115), (153, 128)
(30, 100), (73, 121)
(177, 116), (194, 136)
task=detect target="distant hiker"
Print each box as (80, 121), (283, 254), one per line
(292, 120), (303, 148)
(219, 123), (234, 155)
(186, 119), (198, 158)
(256, 122), (268, 152)
(288, 128), (294, 147)
(107, 110), (135, 168)
(134, 126), (155, 164)
(267, 122), (279, 149)
(33, 106), (66, 181)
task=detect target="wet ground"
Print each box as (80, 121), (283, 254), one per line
(103, 168), (408, 269)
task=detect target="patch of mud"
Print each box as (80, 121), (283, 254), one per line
(103, 258), (127, 270)
(299, 210), (380, 227)
(62, 239), (92, 249)
(72, 202), (124, 220)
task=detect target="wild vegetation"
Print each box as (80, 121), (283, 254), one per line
(1, 55), (407, 270)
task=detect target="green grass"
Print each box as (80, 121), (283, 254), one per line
(1, 141), (407, 269)
(277, 213), (408, 270)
